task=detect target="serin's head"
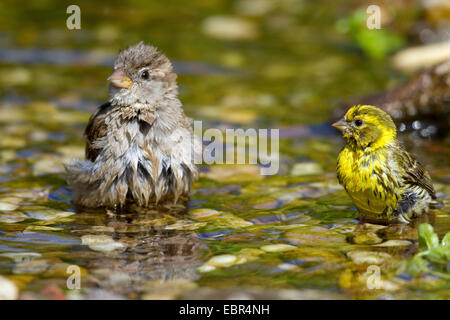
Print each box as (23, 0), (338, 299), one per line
(332, 105), (397, 149)
(108, 42), (177, 106)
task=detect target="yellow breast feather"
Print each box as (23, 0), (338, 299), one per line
(337, 145), (402, 216)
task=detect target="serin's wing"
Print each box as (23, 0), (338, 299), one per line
(85, 102), (112, 162)
(394, 145), (436, 199)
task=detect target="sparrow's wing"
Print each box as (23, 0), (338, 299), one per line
(396, 146), (436, 199)
(85, 102), (112, 161)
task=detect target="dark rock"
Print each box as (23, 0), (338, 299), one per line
(332, 59), (450, 138)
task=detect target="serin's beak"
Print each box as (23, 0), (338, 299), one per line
(107, 69), (132, 88)
(332, 118), (347, 133)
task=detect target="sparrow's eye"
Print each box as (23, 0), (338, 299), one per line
(140, 70), (150, 80)
(354, 119), (363, 127)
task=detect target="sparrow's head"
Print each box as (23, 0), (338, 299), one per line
(108, 42), (176, 106)
(332, 105), (397, 149)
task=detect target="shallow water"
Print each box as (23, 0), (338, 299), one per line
(0, 0), (449, 299)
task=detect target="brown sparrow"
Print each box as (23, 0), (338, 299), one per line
(65, 42), (200, 208)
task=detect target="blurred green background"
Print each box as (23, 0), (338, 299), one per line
(0, 0), (449, 300)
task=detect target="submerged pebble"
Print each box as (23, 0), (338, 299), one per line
(373, 240), (412, 247)
(12, 259), (49, 275)
(24, 225), (63, 232)
(0, 202), (19, 211)
(352, 232), (383, 245)
(0, 252), (42, 263)
(199, 253), (248, 273)
(261, 244), (297, 252)
(81, 235), (125, 252)
(216, 213), (253, 228)
(24, 207), (75, 221)
(164, 220), (207, 231)
(347, 251), (392, 265)
(392, 42), (450, 72)
(0, 212), (28, 223)
(197, 264), (217, 273)
(189, 208), (221, 220)
(206, 254), (239, 267)
(285, 227), (347, 246)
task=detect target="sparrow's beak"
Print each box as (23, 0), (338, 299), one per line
(107, 69), (132, 88)
(332, 118), (347, 133)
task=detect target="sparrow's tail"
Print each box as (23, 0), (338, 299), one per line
(64, 159), (104, 208)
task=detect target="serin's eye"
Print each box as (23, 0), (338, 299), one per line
(354, 119), (363, 127)
(140, 70), (149, 80)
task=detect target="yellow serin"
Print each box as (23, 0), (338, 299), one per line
(333, 105), (440, 223)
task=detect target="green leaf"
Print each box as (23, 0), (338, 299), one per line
(441, 232), (450, 247)
(426, 247), (450, 263)
(406, 255), (429, 276)
(418, 223), (439, 251)
(335, 9), (405, 60)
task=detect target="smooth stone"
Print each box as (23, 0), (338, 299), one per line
(0, 252), (42, 263)
(25, 208), (75, 221)
(89, 226), (115, 233)
(216, 213), (253, 228)
(189, 208), (221, 220)
(358, 223), (387, 232)
(12, 259), (49, 275)
(261, 244), (297, 252)
(275, 223), (308, 230)
(80, 234), (120, 245)
(24, 225), (63, 232)
(81, 235), (125, 252)
(373, 240), (412, 247)
(0, 197), (22, 204)
(392, 41), (450, 72)
(0, 202), (19, 211)
(87, 242), (125, 252)
(290, 162), (323, 176)
(285, 227), (347, 246)
(353, 232), (383, 245)
(277, 263), (301, 271)
(197, 265), (217, 273)
(164, 220), (206, 231)
(0, 212), (28, 223)
(347, 251), (392, 265)
(252, 200), (281, 210)
(206, 254), (238, 267)
(0, 276), (18, 300)
(235, 256), (248, 265)
(378, 280), (401, 291)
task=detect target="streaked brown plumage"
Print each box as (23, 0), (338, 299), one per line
(65, 42), (201, 208)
